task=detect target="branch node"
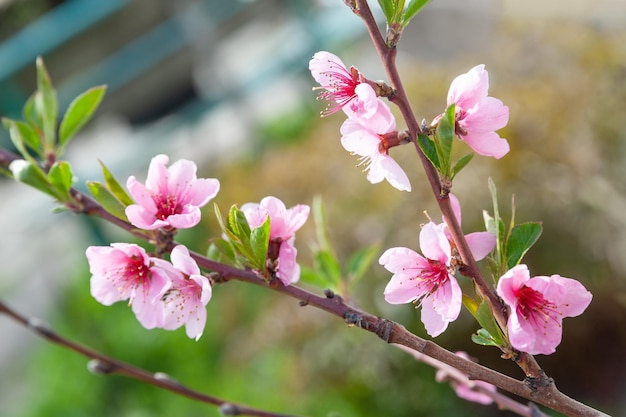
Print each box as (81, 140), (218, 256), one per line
(154, 371), (180, 386)
(343, 311), (367, 329)
(27, 317), (53, 337)
(219, 403), (241, 416)
(373, 319), (395, 342)
(87, 359), (115, 375)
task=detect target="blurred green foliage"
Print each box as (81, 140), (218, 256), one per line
(3, 14), (626, 417)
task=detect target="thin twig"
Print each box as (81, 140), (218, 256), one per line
(0, 299), (305, 417)
(394, 344), (553, 417)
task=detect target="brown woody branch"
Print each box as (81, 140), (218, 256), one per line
(0, 299), (304, 417)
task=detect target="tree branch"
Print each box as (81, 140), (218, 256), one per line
(350, 0), (547, 380)
(0, 299), (305, 417)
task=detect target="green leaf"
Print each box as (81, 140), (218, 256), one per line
(35, 57), (58, 149)
(250, 216), (271, 271)
(506, 222), (543, 270)
(3, 118), (42, 159)
(87, 181), (128, 220)
(47, 160), (74, 200)
(218, 205), (256, 265)
(417, 133), (440, 171)
(377, 0), (395, 23)
(434, 103), (455, 176)
(462, 294), (480, 319)
(312, 195), (335, 255)
(403, 0), (432, 27)
(207, 238), (238, 266)
(314, 250), (342, 288)
(99, 160), (134, 206)
(451, 152), (474, 179)
(476, 302), (505, 346)
(471, 328), (500, 347)
(346, 243), (380, 286)
(22, 93), (40, 127)
(299, 266), (332, 289)
(9, 159), (58, 199)
(487, 177), (505, 270)
(58, 85), (107, 154)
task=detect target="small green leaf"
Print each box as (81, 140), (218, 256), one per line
(207, 238), (238, 266)
(435, 103), (455, 175)
(471, 328), (500, 347)
(417, 133), (440, 171)
(59, 85), (107, 153)
(314, 250), (342, 288)
(462, 294), (480, 319)
(487, 177), (505, 270)
(476, 302), (505, 346)
(403, 0), (432, 27)
(47, 160), (74, 199)
(35, 57), (58, 148)
(99, 160), (134, 206)
(87, 181), (128, 220)
(299, 266), (332, 289)
(346, 243), (380, 286)
(451, 152), (474, 179)
(377, 0), (396, 23)
(313, 195), (334, 254)
(506, 222), (543, 270)
(22, 93), (40, 127)
(9, 159), (58, 198)
(3, 118), (42, 159)
(250, 216), (271, 271)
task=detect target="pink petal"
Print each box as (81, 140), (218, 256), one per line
(379, 247), (427, 273)
(188, 178), (220, 207)
(465, 231), (496, 261)
(447, 64), (488, 110)
(527, 275), (592, 318)
(170, 245), (200, 276)
(345, 84), (396, 133)
(420, 276), (462, 337)
(376, 155), (411, 192)
(463, 97), (509, 133)
(164, 207), (202, 229)
(340, 119), (380, 156)
(419, 222), (451, 265)
(125, 204), (166, 230)
(145, 154), (170, 192)
(277, 241), (300, 285)
(309, 51), (348, 88)
(461, 130), (510, 159)
(497, 264), (530, 307)
(448, 193), (463, 225)
(507, 308), (562, 355)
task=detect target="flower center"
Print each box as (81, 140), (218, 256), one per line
(155, 193), (182, 220)
(114, 255), (151, 301)
(419, 259), (450, 294)
(316, 64), (359, 116)
(516, 285), (560, 330)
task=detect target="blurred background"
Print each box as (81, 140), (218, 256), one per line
(1, 0), (625, 416)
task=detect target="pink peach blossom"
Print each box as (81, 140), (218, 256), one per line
(380, 222), (461, 336)
(241, 196), (310, 286)
(309, 51), (360, 116)
(496, 264), (592, 355)
(159, 245), (212, 341)
(444, 65), (510, 159)
(126, 154), (220, 230)
(340, 85), (411, 192)
(86, 243), (169, 329)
